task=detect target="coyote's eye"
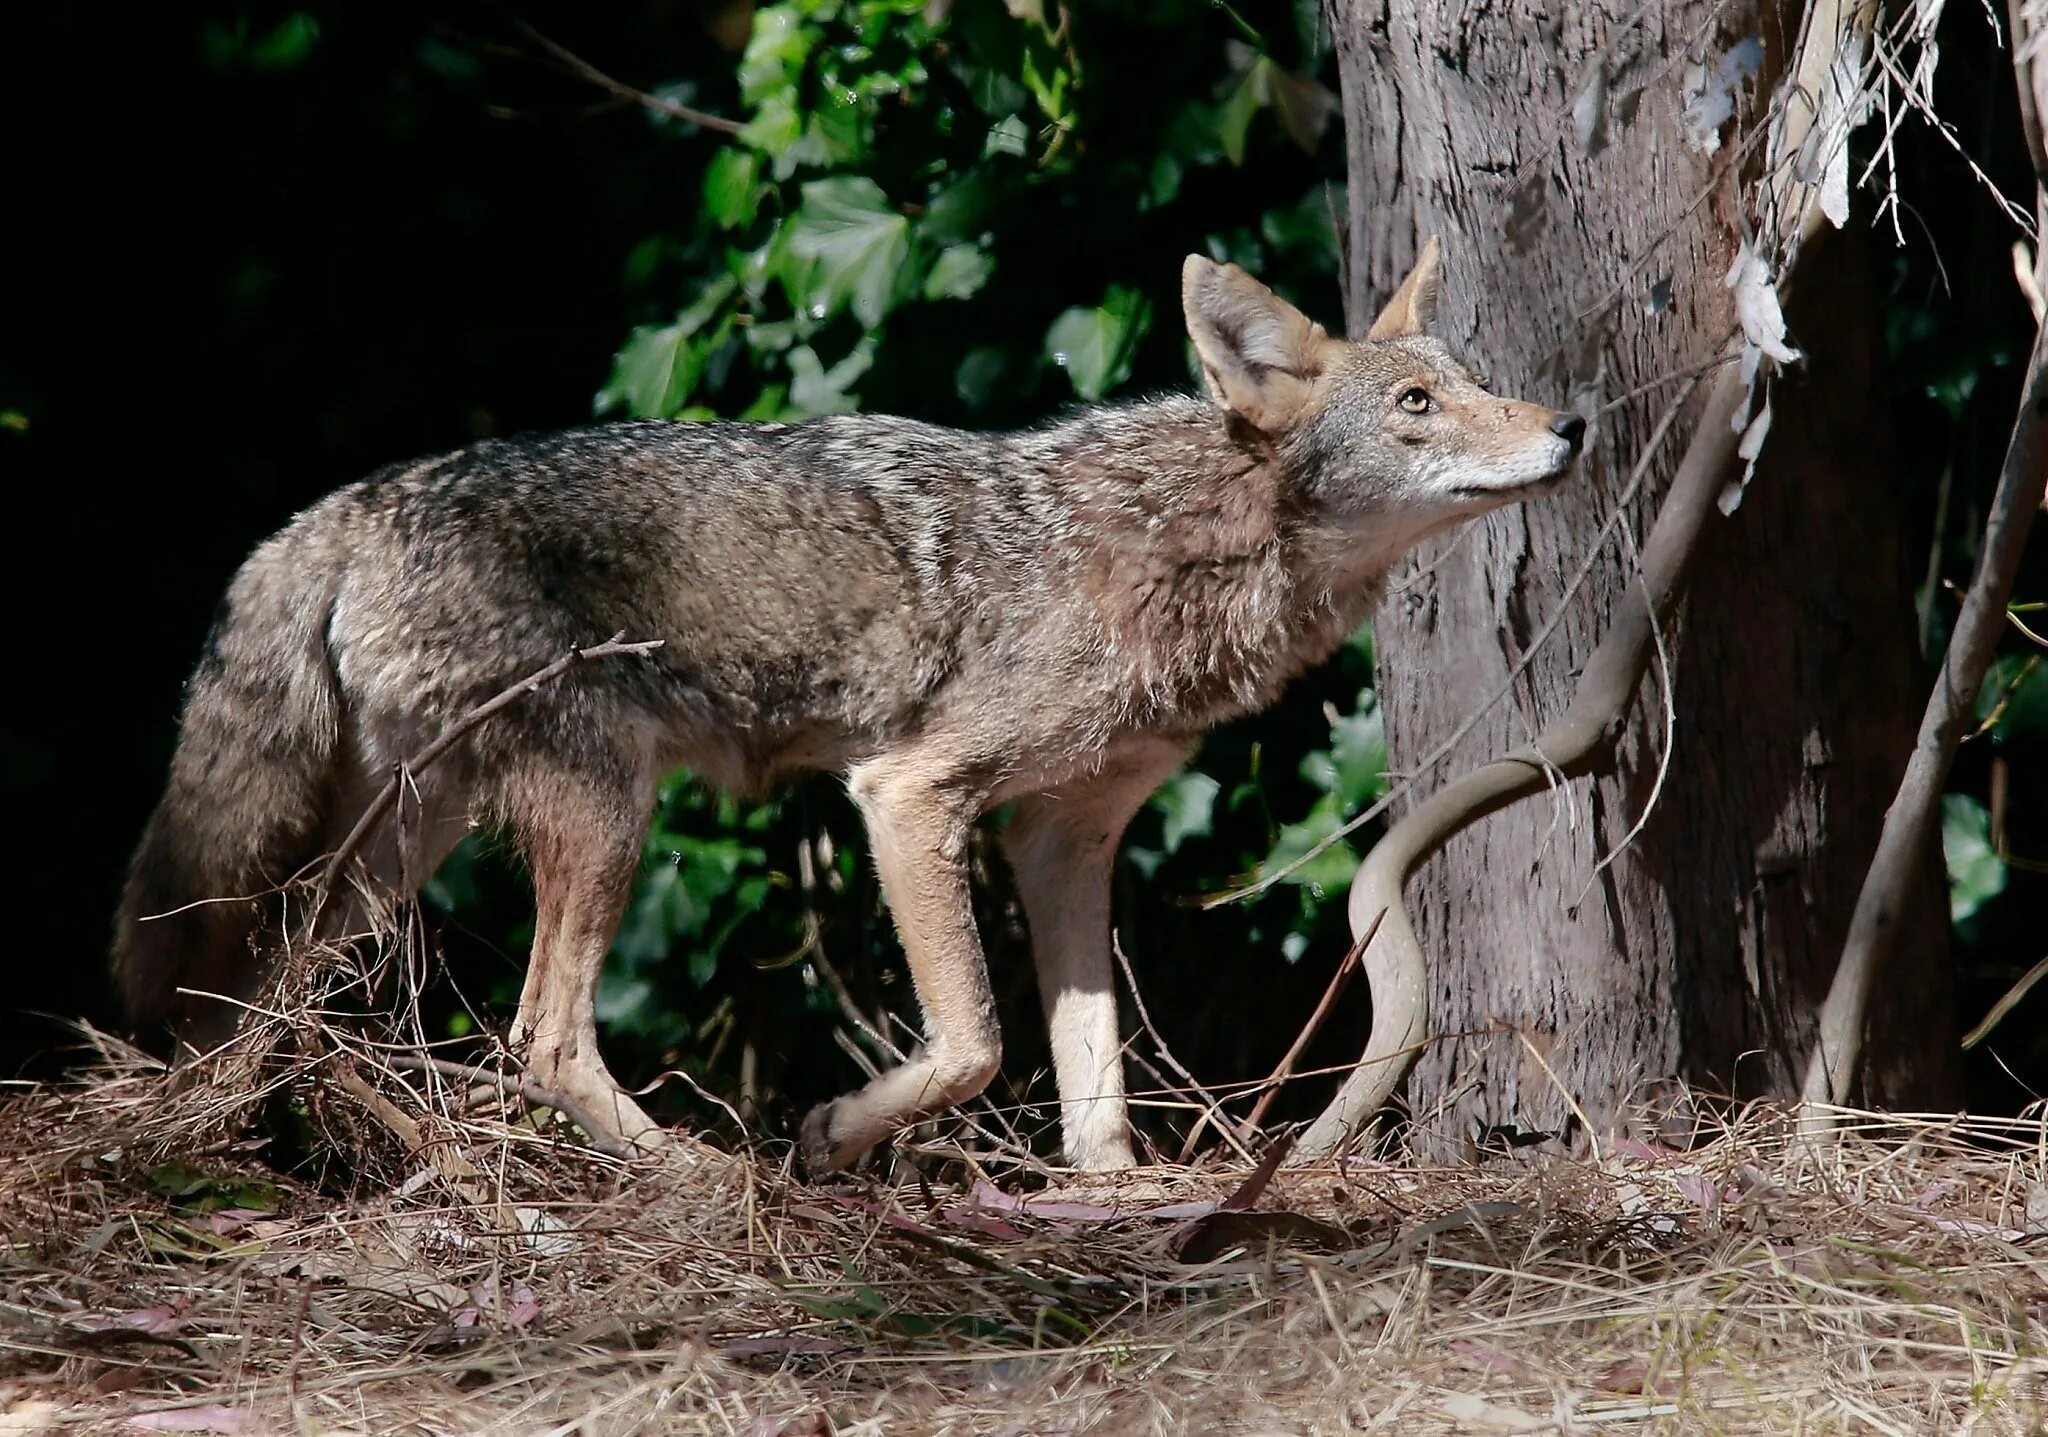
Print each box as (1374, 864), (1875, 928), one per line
(1398, 387), (1432, 414)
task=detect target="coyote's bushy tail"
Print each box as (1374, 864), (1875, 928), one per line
(113, 526), (345, 1031)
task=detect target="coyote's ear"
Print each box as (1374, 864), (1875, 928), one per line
(1367, 234), (1443, 341)
(1182, 255), (1329, 433)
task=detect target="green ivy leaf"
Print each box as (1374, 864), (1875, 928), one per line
(922, 171), (1002, 245)
(1151, 771), (1221, 855)
(983, 114), (1031, 160)
(1259, 797), (1358, 898)
(1216, 54), (1275, 167)
(1146, 152), (1184, 209)
(250, 12), (320, 70)
(812, 87), (870, 164)
(1262, 187), (1342, 267)
(924, 244), (995, 301)
(955, 346), (1008, 408)
(1318, 694), (1388, 810)
(1019, 34), (1072, 123)
(788, 338), (877, 415)
(784, 177), (911, 328)
(703, 149), (764, 230)
(1977, 654), (2048, 742)
(739, 95), (806, 165)
(961, 61), (1031, 119)
(594, 277), (738, 417)
(739, 4), (813, 106)
(595, 323), (691, 418)
(1942, 793), (2008, 922)
(1045, 284), (1152, 401)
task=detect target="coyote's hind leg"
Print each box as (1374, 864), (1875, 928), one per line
(502, 758), (663, 1154)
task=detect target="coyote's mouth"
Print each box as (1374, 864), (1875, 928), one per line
(1449, 443), (1579, 502)
(1449, 470), (1571, 502)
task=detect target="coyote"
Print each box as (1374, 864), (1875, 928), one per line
(114, 241), (1584, 1173)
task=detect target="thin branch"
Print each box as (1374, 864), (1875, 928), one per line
(1113, 936), (1256, 1166)
(1799, 315), (2048, 1124)
(1237, 909), (1384, 1143)
(2014, 0), (2048, 183)
(1962, 952), (2048, 1049)
(379, 1053), (636, 1161)
(809, 944), (902, 1064)
(307, 634), (665, 933)
(512, 19), (746, 135)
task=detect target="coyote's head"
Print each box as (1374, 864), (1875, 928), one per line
(1182, 239), (1584, 542)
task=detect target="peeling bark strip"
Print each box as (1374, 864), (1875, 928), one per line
(1323, 0), (1952, 1158)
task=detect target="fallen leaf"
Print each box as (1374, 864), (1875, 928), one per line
(128, 1406), (251, 1433)
(939, 1208), (1026, 1241)
(1671, 1170), (1722, 1213)
(1594, 1358), (1663, 1394)
(1449, 1339), (1521, 1376)
(88, 1306), (185, 1337)
(1436, 1390), (1555, 1431)
(723, 1335), (852, 1362)
(0, 1400), (68, 1435)
(200, 1209), (272, 1238)
(1171, 1209), (1353, 1264)
(515, 1206), (576, 1257)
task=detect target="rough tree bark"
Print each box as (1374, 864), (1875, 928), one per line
(1328, 0), (1955, 1157)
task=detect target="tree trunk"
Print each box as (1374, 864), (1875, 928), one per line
(1329, 0), (1956, 1158)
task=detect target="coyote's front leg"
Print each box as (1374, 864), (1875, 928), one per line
(801, 753), (998, 1174)
(1003, 738), (1191, 1170)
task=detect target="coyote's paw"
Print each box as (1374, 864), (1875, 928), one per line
(529, 1061), (665, 1161)
(1065, 1139), (1140, 1173)
(799, 1099), (869, 1178)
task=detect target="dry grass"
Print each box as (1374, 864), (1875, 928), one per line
(3, 982), (2047, 1435)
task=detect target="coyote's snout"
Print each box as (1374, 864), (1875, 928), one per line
(115, 241), (1581, 1173)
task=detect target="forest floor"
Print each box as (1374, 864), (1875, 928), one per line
(3, 1022), (2046, 1435)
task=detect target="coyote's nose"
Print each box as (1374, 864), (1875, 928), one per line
(1550, 412), (1587, 451)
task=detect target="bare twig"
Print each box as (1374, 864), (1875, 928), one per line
(1112, 937), (1254, 1166)
(2014, 0), (2048, 330)
(809, 943), (902, 1063)
(2015, 0), (2048, 179)
(307, 633), (664, 933)
(1961, 952), (2048, 1049)
(380, 1053), (636, 1162)
(1237, 910), (1384, 1144)
(1800, 317), (2048, 1125)
(512, 19), (745, 135)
